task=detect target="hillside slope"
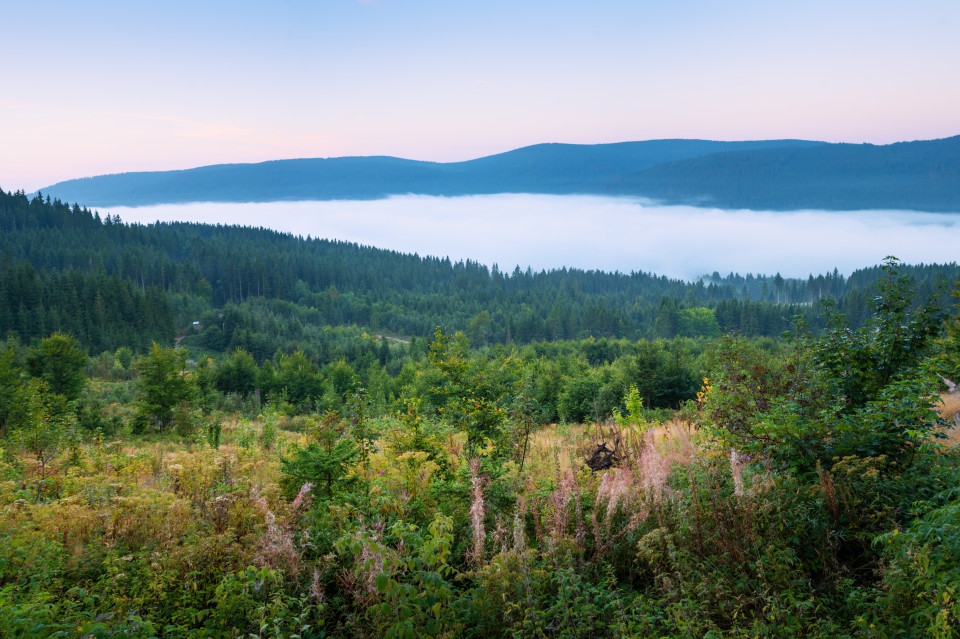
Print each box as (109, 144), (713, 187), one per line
(34, 136), (960, 211)
(610, 135), (960, 211)
(36, 139), (822, 206)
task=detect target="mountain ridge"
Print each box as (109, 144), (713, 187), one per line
(31, 136), (960, 212)
(612, 135), (960, 211)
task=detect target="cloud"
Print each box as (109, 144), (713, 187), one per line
(0, 98), (311, 147)
(102, 194), (960, 280)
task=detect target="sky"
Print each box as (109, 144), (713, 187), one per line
(2, 0), (959, 192)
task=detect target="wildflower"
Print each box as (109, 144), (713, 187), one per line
(253, 493), (301, 575)
(310, 570), (325, 603)
(730, 449), (745, 497)
(597, 467), (636, 529)
(546, 470), (574, 538)
(291, 482), (313, 510)
(640, 431), (670, 502)
(512, 502), (527, 553)
(468, 459), (486, 564)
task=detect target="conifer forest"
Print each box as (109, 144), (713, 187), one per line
(2, 188), (960, 638)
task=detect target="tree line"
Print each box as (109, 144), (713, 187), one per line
(2, 188), (958, 357)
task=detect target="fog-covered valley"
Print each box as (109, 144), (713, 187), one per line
(106, 193), (960, 279)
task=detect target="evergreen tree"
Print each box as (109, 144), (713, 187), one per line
(134, 343), (193, 432)
(26, 332), (88, 401)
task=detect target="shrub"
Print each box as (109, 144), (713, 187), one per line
(876, 489), (960, 638)
(707, 258), (946, 475)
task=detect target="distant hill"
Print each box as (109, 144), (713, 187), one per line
(35, 139), (820, 207)
(443, 139), (823, 194)
(33, 136), (960, 211)
(610, 136), (960, 211)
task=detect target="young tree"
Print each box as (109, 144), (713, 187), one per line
(135, 343), (193, 431)
(428, 329), (518, 459)
(281, 411), (360, 500)
(276, 349), (324, 411)
(0, 339), (26, 437)
(215, 347), (259, 395)
(15, 379), (75, 499)
(26, 331), (88, 401)
(939, 279), (960, 381)
(815, 257), (943, 412)
(706, 258), (945, 472)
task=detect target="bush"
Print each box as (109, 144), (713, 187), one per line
(707, 258), (946, 475)
(877, 488), (960, 638)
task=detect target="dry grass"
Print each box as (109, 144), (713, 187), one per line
(525, 419), (698, 480)
(525, 423), (594, 477)
(937, 391), (960, 446)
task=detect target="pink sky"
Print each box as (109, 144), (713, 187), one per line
(2, 0), (958, 192)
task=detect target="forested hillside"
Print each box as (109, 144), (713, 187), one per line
(614, 135), (960, 211)
(5, 188), (958, 363)
(2, 188), (960, 639)
(37, 139), (822, 206)
(36, 136), (960, 212)
(1, 252), (959, 637)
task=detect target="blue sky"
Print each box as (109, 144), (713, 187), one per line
(2, 0), (958, 191)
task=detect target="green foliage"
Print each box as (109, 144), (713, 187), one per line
(276, 349), (325, 412)
(390, 397), (450, 476)
(557, 368), (601, 424)
(259, 411), (279, 451)
(26, 331), (88, 402)
(172, 400), (200, 439)
(460, 550), (636, 638)
(211, 566), (322, 637)
(215, 347), (259, 395)
(192, 356), (219, 413)
(708, 259), (946, 473)
(10, 188), (953, 359)
(362, 514), (456, 639)
(940, 279), (960, 380)
(134, 343), (193, 432)
(0, 586), (159, 638)
(325, 358), (356, 406)
(877, 489), (960, 638)
(4, 184), (960, 638)
(281, 412), (361, 500)
(0, 338), (26, 437)
(815, 257), (944, 412)
(702, 333), (798, 436)
(677, 306), (721, 338)
(612, 384), (650, 434)
(428, 329), (518, 459)
(13, 379), (76, 499)
(114, 345), (134, 370)
(76, 397), (119, 437)
(206, 419), (222, 449)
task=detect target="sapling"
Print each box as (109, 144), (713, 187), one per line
(15, 380), (74, 500)
(612, 384), (650, 435)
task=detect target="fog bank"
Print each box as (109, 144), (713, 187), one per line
(104, 194), (960, 280)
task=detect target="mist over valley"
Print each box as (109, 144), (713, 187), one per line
(105, 194), (960, 280)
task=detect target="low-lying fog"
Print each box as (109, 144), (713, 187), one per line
(104, 194), (960, 280)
